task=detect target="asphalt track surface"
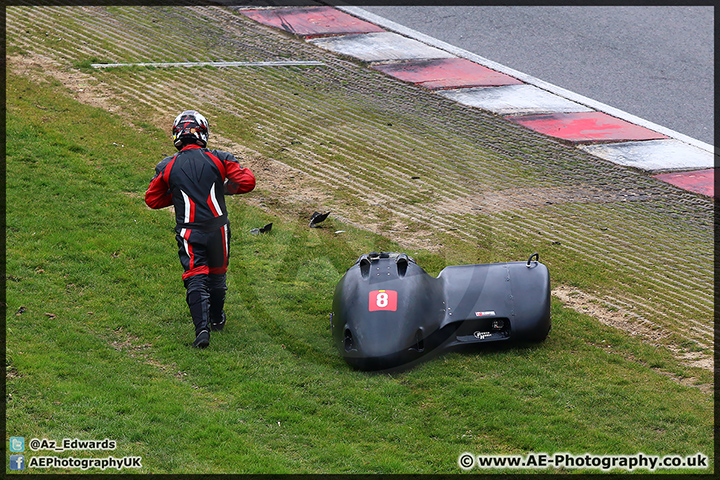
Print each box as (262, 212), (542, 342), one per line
(6, 5), (714, 363)
(357, 5), (714, 146)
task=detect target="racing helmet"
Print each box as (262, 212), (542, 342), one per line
(172, 110), (209, 149)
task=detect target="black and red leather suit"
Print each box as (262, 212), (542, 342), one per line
(145, 144), (255, 336)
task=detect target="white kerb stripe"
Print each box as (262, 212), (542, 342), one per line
(181, 190), (191, 223)
(209, 183), (222, 217)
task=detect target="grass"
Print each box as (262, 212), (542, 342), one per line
(5, 71), (714, 475)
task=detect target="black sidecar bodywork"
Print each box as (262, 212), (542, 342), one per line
(331, 252), (551, 370)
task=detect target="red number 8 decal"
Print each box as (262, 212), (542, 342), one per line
(369, 290), (397, 311)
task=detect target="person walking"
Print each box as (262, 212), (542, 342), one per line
(145, 110), (256, 348)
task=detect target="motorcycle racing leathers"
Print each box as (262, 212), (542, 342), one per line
(145, 144), (255, 337)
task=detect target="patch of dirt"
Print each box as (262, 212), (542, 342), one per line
(553, 285), (713, 393)
(6, 366), (22, 380)
(109, 329), (184, 376)
(553, 285), (666, 342)
(106, 329), (224, 396)
(109, 330), (153, 356)
(234, 147), (334, 211)
(8, 53), (121, 113)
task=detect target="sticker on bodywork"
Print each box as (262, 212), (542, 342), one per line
(475, 310), (496, 317)
(369, 290), (398, 312)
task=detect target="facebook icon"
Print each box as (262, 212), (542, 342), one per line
(10, 454), (25, 470)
